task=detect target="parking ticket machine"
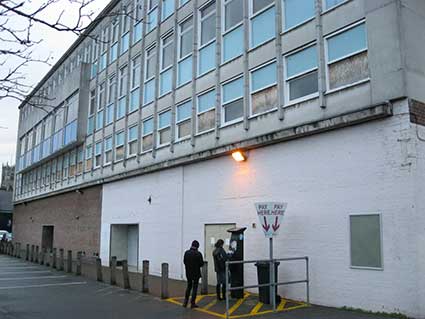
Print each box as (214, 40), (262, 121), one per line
(227, 227), (247, 299)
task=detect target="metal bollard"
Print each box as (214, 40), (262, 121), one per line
(67, 250), (72, 273)
(59, 249), (64, 271)
(96, 257), (103, 282)
(30, 245), (34, 262)
(26, 244), (29, 261)
(110, 256), (117, 285)
(52, 248), (57, 269)
(76, 251), (82, 276)
(122, 260), (130, 289)
(35, 246), (39, 263)
(161, 263), (169, 299)
(40, 248), (45, 265)
(201, 260), (208, 295)
(142, 260), (149, 293)
(45, 249), (51, 267)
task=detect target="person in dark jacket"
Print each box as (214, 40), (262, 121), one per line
(213, 239), (229, 300)
(183, 240), (204, 308)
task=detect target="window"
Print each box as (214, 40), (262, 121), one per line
(180, 0), (189, 6)
(134, 21), (143, 44)
(106, 75), (116, 125)
(250, 61), (277, 115)
(142, 117), (154, 151)
(283, 0), (314, 30)
(110, 21), (119, 63)
(285, 44), (318, 102)
(96, 110), (104, 130)
(134, 0), (143, 43)
(144, 46), (156, 104)
(162, 0), (174, 20)
(176, 100), (192, 139)
(198, 1), (216, 75)
(326, 22), (368, 90)
(100, 28), (108, 71)
(94, 142), (102, 168)
(69, 151), (76, 177)
(52, 109), (64, 152)
(178, 17), (193, 85)
(77, 148), (84, 174)
(89, 89), (96, 115)
(147, 0), (158, 32)
(160, 33), (174, 95)
(223, 0), (243, 62)
(104, 136), (113, 164)
(197, 89), (215, 133)
(98, 82), (106, 110)
(324, 0), (346, 10)
(250, 0), (275, 48)
(121, 33), (130, 55)
(119, 65), (128, 99)
(222, 77), (244, 124)
(350, 214), (382, 269)
(130, 56), (141, 112)
(115, 131), (125, 161)
(91, 40), (99, 78)
(128, 126), (138, 156)
(85, 145), (92, 171)
(63, 154), (69, 179)
(158, 110), (171, 146)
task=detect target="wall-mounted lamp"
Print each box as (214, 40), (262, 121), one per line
(232, 150), (247, 162)
(147, 195), (152, 204)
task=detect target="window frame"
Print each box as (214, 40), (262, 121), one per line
(144, 44), (157, 105)
(157, 109), (172, 147)
(159, 31), (174, 96)
(196, 88), (216, 135)
(115, 131), (125, 162)
(94, 141), (102, 169)
(130, 55), (141, 113)
(141, 116), (154, 153)
(175, 99), (192, 141)
(104, 135), (113, 165)
(282, 0), (316, 32)
(197, 1), (217, 76)
(322, 0), (350, 12)
(348, 212), (383, 271)
(178, 15), (194, 61)
(248, 0), (276, 48)
(284, 42), (319, 105)
(221, 75), (244, 126)
(127, 125), (138, 157)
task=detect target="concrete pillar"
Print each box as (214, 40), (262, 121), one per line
(201, 260), (208, 295)
(35, 246), (39, 263)
(161, 263), (169, 299)
(52, 248), (57, 269)
(122, 260), (130, 289)
(110, 256), (117, 285)
(59, 249), (64, 271)
(67, 250), (72, 273)
(76, 251), (82, 276)
(142, 260), (149, 293)
(96, 257), (103, 282)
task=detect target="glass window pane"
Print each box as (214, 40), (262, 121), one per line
(129, 126), (138, 140)
(162, 38), (174, 69)
(289, 70), (318, 100)
(130, 88), (140, 112)
(159, 111), (171, 128)
(199, 41), (215, 75)
(325, 0), (345, 9)
(148, 9), (158, 32)
(162, 0), (174, 19)
(178, 56), (192, 85)
(328, 23), (367, 62)
(180, 29), (193, 58)
(223, 77), (243, 103)
(133, 22), (142, 43)
(286, 45), (317, 78)
(225, 0), (243, 30)
(198, 90), (216, 113)
(223, 25), (243, 62)
(201, 13), (216, 45)
(350, 215), (382, 268)
(251, 6), (275, 48)
(251, 62), (277, 92)
(224, 99), (243, 122)
(253, 0), (274, 13)
(284, 0), (315, 30)
(143, 118), (154, 134)
(116, 132), (124, 145)
(144, 79), (155, 104)
(160, 69), (172, 95)
(328, 51), (368, 89)
(177, 101), (192, 121)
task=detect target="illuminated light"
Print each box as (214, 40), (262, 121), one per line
(232, 151), (247, 162)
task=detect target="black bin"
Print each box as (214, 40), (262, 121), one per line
(255, 261), (281, 304)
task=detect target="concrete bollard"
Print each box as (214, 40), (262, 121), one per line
(96, 257), (103, 282)
(59, 249), (64, 271)
(45, 249), (51, 267)
(122, 260), (130, 289)
(110, 256), (117, 285)
(161, 263), (169, 299)
(40, 248), (45, 265)
(52, 248), (57, 269)
(25, 244), (29, 260)
(13, 243), (17, 257)
(67, 250), (72, 273)
(35, 246), (39, 263)
(76, 251), (82, 276)
(30, 245), (34, 262)
(201, 261), (208, 295)
(17, 243), (21, 258)
(142, 260), (149, 293)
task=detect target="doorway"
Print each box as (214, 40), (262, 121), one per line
(41, 225), (54, 250)
(204, 223), (235, 286)
(110, 224), (139, 271)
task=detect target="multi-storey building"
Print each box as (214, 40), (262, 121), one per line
(12, 0), (425, 317)
(1, 164), (14, 191)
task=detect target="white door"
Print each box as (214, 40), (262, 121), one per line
(204, 224), (235, 286)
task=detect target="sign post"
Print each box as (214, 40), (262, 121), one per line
(255, 202), (287, 312)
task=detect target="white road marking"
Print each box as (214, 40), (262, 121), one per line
(0, 275), (67, 281)
(0, 266), (43, 270)
(0, 271), (52, 275)
(0, 282), (87, 290)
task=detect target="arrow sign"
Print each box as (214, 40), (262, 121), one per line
(255, 202), (287, 238)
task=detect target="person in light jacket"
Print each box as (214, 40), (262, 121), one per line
(213, 239), (229, 301)
(183, 240), (204, 308)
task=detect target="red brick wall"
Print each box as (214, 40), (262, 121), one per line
(410, 99), (425, 126)
(12, 185), (102, 256)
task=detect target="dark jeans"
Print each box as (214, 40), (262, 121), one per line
(185, 277), (199, 304)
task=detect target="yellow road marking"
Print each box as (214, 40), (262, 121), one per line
(228, 293), (250, 315)
(250, 302), (263, 314)
(203, 299), (218, 310)
(195, 295), (206, 303)
(277, 299), (286, 311)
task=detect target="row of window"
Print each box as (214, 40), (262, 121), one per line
(88, 21), (368, 136)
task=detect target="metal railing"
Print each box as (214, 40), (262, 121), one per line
(224, 256), (309, 319)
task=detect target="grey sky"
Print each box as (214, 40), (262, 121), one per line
(0, 1), (109, 177)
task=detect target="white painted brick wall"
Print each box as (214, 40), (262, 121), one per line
(101, 99), (423, 318)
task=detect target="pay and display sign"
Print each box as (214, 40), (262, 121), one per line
(255, 202), (287, 238)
